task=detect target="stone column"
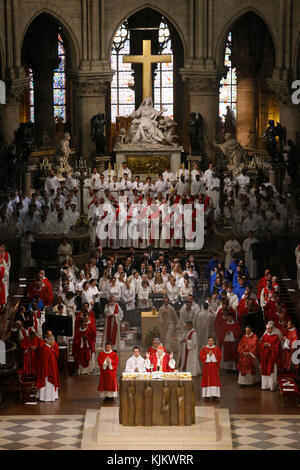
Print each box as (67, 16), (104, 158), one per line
(181, 72), (221, 161)
(31, 59), (59, 145)
(0, 79), (28, 144)
(71, 74), (112, 162)
(232, 56), (258, 148)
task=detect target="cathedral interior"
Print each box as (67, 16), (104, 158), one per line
(0, 0), (300, 453)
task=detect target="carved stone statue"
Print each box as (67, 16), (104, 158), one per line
(91, 113), (107, 155)
(144, 384), (153, 426)
(162, 382), (170, 426)
(55, 132), (73, 175)
(15, 122), (35, 163)
(223, 106), (236, 136)
(216, 133), (247, 177)
(122, 97), (179, 147)
(127, 382), (136, 426)
(188, 112), (204, 155)
(176, 383), (185, 426)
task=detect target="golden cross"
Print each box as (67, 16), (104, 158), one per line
(123, 40), (171, 100)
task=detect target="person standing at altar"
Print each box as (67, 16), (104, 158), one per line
(147, 336), (167, 356)
(125, 346), (146, 373)
(145, 345), (176, 372)
(102, 296), (123, 350)
(158, 297), (179, 355)
(237, 326), (260, 385)
(97, 342), (119, 400)
(281, 320), (298, 373)
(260, 321), (281, 391)
(199, 337), (222, 399)
(178, 321), (201, 376)
(36, 335), (60, 402)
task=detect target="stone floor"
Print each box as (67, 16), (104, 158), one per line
(1, 413), (300, 450)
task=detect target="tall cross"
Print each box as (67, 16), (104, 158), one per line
(123, 40), (171, 100)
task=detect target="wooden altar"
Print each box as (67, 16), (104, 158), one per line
(119, 377), (195, 427)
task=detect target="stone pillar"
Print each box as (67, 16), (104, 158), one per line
(71, 74), (112, 162)
(31, 60), (59, 145)
(181, 73), (221, 161)
(232, 56), (258, 148)
(0, 79), (28, 144)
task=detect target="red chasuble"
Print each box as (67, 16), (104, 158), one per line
(20, 336), (41, 376)
(217, 321), (241, 362)
(147, 345), (167, 355)
(36, 343), (61, 390)
(237, 333), (259, 376)
(146, 352), (175, 372)
(27, 280), (53, 306)
(72, 323), (96, 368)
(257, 276), (267, 299)
(75, 310), (96, 331)
(259, 332), (281, 376)
(97, 350), (119, 393)
(199, 346), (222, 388)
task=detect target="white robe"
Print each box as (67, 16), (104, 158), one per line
(102, 303), (123, 350)
(195, 308), (216, 350)
(242, 236), (258, 279)
(122, 286), (136, 311)
(224, 239), (241, 269)
(125, 355), (146, 373)
(179, 329), (201, 376)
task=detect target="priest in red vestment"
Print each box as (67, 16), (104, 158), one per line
(147, 336), (167, 356)
(281, 320), (298, 372)
(260, 321), (281, 391)
(256, 269), (272, 299)
(20, 329), (41, 377)
(28, 275), (53, 306)
(75, 302), (96, 331)
(199, 337), (222, 398)
(72, 313), (96, 375)
(97, 342), (119, 400)
(102, 297), (123, 351)
(36, 335), (60, 401)
(145, 345), (176, 372)
(237, 326), (260, 385)
(218, 314), (241, 371)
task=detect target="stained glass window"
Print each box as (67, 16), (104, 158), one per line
(154, 20), (174, 119)
(29, 30), (67, 123)
(111, 22), (135, 122)
(53, 32), (66, 121)
(219, 32), (237, 117)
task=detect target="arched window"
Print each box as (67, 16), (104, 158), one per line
(154, 20), (174, 119)
(29, 30), (67, 123)
(219, 32), (237, 117)
(111, 22), (135, 123)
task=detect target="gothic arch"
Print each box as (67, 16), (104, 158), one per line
(107, 4), (187, 60)
(20, 7), (80, 71)
(215, 7), (278, 70)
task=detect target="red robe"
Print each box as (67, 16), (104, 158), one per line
(237, 333), (260, 376)
(36, 343), (61, 390)
(28, 280), (53, 306)
(75, 310), (96, 331)
(0, 265), (6, 306)
(281, 328), (298, 372)
(237, 299), (260, 324)
(259, 332), (281, 376)
(97, 350), (119, 392)
(72, 323), (96, 368)
(217, 321), (241, 362)
(257, 276), (268, 299)
(147, 345), (167, 356)
(214, 307), (236, 339)
(199, 346), (222, 388)
(146, 352), (175, 372)
(20, 336), (41, 376)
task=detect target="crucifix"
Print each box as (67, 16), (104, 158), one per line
(123, 39), (171, 100)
